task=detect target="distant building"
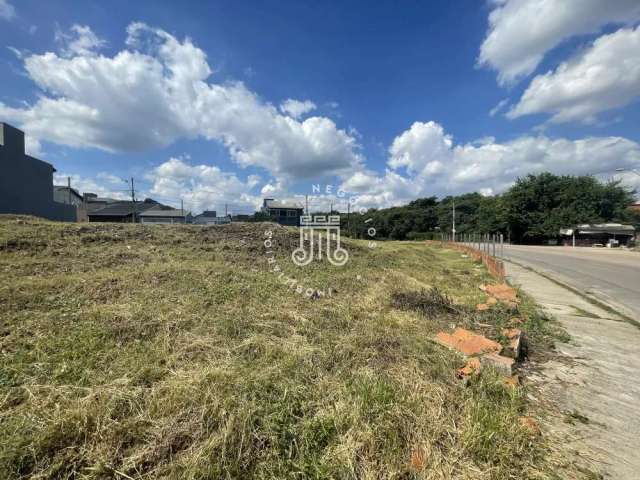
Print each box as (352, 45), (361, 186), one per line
(139, 208), (192, 224)
(193, 210), (219, 225)
(261, 198), (304, 226)
(559, 223), (636, 247)
(198, 215), (231, 225)
(232, 214), (250, 222)
(83, 193), (120, 213)
(0, 122), (76, 221)
(87, 200), (160, 223)
(54, 186), (88, 221)
(53, 186), (83, 207)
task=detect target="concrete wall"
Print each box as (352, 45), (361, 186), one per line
(0, 123), (76, 221)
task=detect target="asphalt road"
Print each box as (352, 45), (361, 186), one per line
(501, 245), (640, 320)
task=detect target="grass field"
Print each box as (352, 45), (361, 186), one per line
(0, 216), (575, 479)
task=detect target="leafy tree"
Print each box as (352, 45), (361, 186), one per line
(331, 173), (636, 243)
(501, 173), (636, 243)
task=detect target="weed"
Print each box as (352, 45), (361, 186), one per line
(0, 216), (573, 479)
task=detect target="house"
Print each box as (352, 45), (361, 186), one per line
(559, 223), (636, 247)
(0, 122), (76, 221)
(193, 210), (219, 225)
(88, 199), (160, 223)
(195, 215), (231, 225)
(54, 186), (88, 221)
(261, 198), (304, 226)
(83, 193), (120, 213)
(53, 186), (83, 206)
(139, 208), (192, 224)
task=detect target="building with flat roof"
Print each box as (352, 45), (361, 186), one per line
(261, 198), (304, 226)
(559, 223), (635, 247)
(87, 200), (159, 223)
(139, 208), (192, 224)
(0, 123), (76, 221)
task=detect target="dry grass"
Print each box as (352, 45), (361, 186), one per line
(0, 216), (580, 479)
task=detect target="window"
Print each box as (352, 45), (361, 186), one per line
(287, 210), (298, 217)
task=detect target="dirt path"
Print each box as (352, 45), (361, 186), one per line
(506, 262), (640, 479)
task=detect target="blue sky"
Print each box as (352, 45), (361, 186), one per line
(1, 0), (640, 213)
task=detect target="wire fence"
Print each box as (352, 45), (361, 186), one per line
(433, 232), (506, 280)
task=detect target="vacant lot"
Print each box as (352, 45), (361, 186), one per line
(1, 216), (572, 479)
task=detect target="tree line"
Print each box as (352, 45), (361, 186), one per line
(338, 173), (639, 244)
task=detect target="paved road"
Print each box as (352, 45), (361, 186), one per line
(502, 245), (640, 320)
(507, 263), (640, 479)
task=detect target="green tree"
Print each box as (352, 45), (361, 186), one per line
(502, 173), (636, 243)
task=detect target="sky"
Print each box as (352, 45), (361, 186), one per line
(1, 0), (640, 214)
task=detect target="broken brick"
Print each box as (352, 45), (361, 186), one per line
(519, 416), (541, 435)
(502, 328), (526, 360)
(484, 283), (518, 303)
(435, 328), (502, 357)
(479, 352), (515, 376)
(457, 357), (481, 378)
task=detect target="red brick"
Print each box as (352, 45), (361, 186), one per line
(457, 357), (482, 378)
(435, 328), (502, 357)
(479, 352), (515, 376)
(484, 283), (518, 303)
(502, 328), (526, 359)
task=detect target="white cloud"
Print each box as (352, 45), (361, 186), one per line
(388, 121), (452, 175)
(0, 23), (362, 183)
(279, 99), (317, 119)
(53, 173), (129, 200)
(55, 24), (107, 57)
(0, 0), (15, 21)
(479, 0), (640, 85)
(341, 121), (640, 208)
(146, 157), (262, 213)
(24, 135), (42, 157)
(508, 26), (640, 123)
(96, 172), (126, 185)
(7, 46), (23, 59)
(613, 171), (640, 200)
(489, 98), (509, 117)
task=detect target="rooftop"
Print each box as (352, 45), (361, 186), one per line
(54, 186), (82, 198)
(88, 201), (159, 216)
(264, 199), (304, 210)
(139, 209), (191, 217)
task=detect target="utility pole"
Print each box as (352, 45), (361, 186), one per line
(452, 200), (456, 242)
(130, 177), (137, 224)
(305, 195), (309, 215)
(330, 202), (333, 215)
(181, 199), (184, 215)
